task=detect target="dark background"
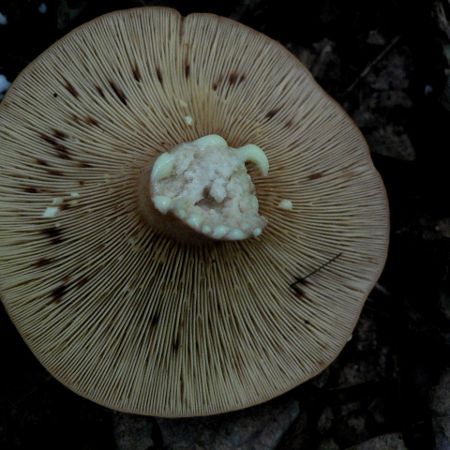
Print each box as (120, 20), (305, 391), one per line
(1, 1), (449, 449)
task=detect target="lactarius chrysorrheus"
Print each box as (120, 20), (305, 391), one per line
(0, 8), (389, 416)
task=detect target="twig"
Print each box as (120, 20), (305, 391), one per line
(342, 35), (401, 96)
(290, 252), (343, 290)
(374, 282), (392, 296)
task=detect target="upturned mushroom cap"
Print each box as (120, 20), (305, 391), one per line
(0, 8), (389, 416)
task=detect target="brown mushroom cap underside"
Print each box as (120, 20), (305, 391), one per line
(0, 7), (389, 417)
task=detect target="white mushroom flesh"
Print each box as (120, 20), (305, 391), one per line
(151, 135), (268, 240)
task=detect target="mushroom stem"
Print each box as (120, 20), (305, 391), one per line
(139, 135), (269, 243)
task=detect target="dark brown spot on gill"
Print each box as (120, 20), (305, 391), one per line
(54, 145), (71, 160)
(76, 277), (89, 289)
(62, 274), (71, 284)
(40, 133), (71, 160)
(304, 319), (311, 326)
(59, 201), (69, 211)
(96, 243), (106, 252)
(63, 80), (79, 98)
(180, 376), (184, 399)
(42, 227), (63, 244)
(70, 114), (82, 126)
(228, 72), (246, 86)
(95, 85), (105, 98)
(108, 80), (128, 106)
(156, 67), (163, 84)
(266, 108), (280, 120)
(40, 134), (57, 145)
(132, 64), (142, 82)
(24, 187), (38, 193)
(308, 172), (323, 180)
(78, 161), (92, 169)
(52, 129), (68, 140)
(229, 72), (238, 85)
(46, 168), (64, 177)
(51, 284), (67, 304)
(78, 180), (85, 187)
(284, 119), (294, 128)
(184, 58), (190, 78)
(172, 336), (180, 353)
(85, 116), (100, 127)
(35, 257), (51, 268)
(53, 93), (58, 98)
(150, 312), (160, 328)
(36, 158), (49, 166)
(291, 278), (310, 297)
(212, 75), (223, 91)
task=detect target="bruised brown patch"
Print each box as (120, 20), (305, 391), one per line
(40, 133), (72, 160)
(156, 66), (163, 84)
(95, 85), (105, 98)
(172, 336), (180, 353)
(78, 161), (92, 168)
(184, 57), (190, 78)
(212, 75), (223, 91)
(42, 227), (63, 244)
(51, 284), (67, 304)
(180, 376), (184, 400)
(85, 116), (100, 127)
(46, 168), (64, 177)
(132, 64), (142, 82)
(308, 172), (323, 180)
(109, 80), (128, 106)
(76, 277), (89, 289)
(34, 257), (51, 268)
(265, 108), (280, 120)
(150, 312), (160, 328)
(36, 158), (49, 167)
(229, 72), (239, 85)
(63, 80), (79, 98)
(52, 129), (68, 140)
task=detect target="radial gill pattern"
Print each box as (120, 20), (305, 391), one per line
(0, 8), (389, 416)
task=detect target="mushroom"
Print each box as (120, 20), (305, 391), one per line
(0, 7), (389, 417)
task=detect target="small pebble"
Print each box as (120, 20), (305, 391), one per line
(38, 3), (47, 14)
(0, 74), (11, 94)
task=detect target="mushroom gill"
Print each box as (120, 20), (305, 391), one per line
(0, 7), (389, 417)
